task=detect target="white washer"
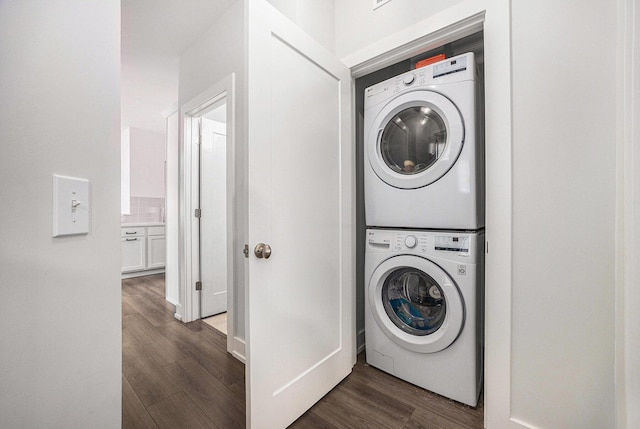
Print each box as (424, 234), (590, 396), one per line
(364, 52), (484, 229)
(365, 228), (484, 406)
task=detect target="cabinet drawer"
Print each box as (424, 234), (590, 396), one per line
(121, 236), (145, 272)
(147, 226), (166, 236)
(121, 227), (145, 237)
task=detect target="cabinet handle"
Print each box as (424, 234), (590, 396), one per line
(126, 238), (138, 241)
(125, 231), (137, 235)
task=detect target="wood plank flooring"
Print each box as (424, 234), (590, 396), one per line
(122, 274), (483, 429)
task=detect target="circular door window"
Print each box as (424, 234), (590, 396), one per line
(368, 255), (464, 353)
(366, 91), (465, 190)
(380, 107), (447, 176)
(382, 267), (446, 336)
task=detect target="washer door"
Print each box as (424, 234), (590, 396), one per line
(369, 255), (464, 353)
(367, 90), (464, 189)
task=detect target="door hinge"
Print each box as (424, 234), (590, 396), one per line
(195, 208), (202, 218)
(243, 244), (249, 258)
(195, 281), (202, 291)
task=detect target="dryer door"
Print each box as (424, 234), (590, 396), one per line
(368, 255), (464, 353)
(366, 90), (464, 189)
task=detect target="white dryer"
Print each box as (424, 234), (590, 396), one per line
(364, 52), (484, 229)
(364, 228), (484, 406)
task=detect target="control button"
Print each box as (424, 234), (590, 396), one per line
(403, 74), (415, 85)
(404, 235), (417, 248)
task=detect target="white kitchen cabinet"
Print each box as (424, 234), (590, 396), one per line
(121, 236), (145, 272)
(146, 226), (166, 269)
(121, 225), (165, 276)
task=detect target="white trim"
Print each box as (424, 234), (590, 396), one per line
(165, 296), (179, 307)
(121, 268), (165, 279)
(173, 304), (183, 321)
(232, 337), (246, 364)
(620, 0), (640, 427)
(344, 4), (486, 77)
(616, 0), (629, 426)
(179, 74), (237, 362)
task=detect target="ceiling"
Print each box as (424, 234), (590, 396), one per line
(121, 0), (236, 134)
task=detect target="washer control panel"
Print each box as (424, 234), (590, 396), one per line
(404, 235), (417, 248)
(434, 235), (470, 253)
(367, 229), (477, 259)
(365, 229), (485, 264)
(393, 232), (428, 252)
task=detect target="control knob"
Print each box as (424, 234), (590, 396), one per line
(404, 235), (417, 248)
(403, 74), (415, 85)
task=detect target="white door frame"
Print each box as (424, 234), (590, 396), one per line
(619, 0), (640, 426)
(179, 73), (239, 357)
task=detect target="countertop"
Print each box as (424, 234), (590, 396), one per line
(121, 222), (166, 228)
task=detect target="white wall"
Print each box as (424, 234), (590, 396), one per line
(166, 111), (180, 307)
(179, 0), (246, 338)
(335, 0), (463, 59)
(0, 2), (121, 428)
(267, 0), (335, 53)
(510, 2), (616, 428)
(129, 127), (166, 198)
(122, 128), (131, 213)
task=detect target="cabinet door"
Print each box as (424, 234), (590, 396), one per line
(121, 237), (145, 272)
(146, 235), (166, 269)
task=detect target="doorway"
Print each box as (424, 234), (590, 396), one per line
(179, 73), (242, 361)
(199, 103), (229, 321)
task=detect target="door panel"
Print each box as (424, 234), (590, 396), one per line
(200, 118), (228, 317)
(246, 0), (355, 427)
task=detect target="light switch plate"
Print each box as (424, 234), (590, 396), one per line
(53, 174), (89, 237)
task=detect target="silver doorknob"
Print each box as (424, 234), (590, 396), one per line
(254, 243), (272, 259)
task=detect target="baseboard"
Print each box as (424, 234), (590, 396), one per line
(121, 268), (165, 279)
(232, 337), (246, 364)
(173, 303), (183, 321)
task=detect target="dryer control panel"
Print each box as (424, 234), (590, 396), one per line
(364, 52), (476, 110)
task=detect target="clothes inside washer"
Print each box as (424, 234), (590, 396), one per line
(382, 268), (446, 335)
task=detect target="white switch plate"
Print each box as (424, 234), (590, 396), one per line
(53, 174), (89, 237)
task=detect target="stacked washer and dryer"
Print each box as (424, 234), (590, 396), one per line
(363, 52), (485, 407)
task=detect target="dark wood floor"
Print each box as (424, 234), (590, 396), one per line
(122, 274), (483, 429)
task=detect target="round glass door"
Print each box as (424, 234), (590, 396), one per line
(368, 255), (464, 353)
(382, 267), (446, 336)
(366, 91), (464, 190)
(380, 107), (447, 176)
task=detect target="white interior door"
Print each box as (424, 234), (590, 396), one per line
(245, 0), (355, 427)
(200, 114), (228, 318)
